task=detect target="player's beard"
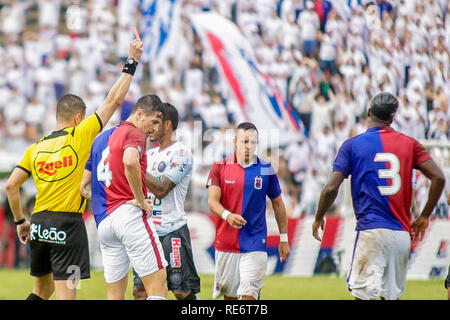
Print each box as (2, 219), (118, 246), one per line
(149, 130), (164, 143)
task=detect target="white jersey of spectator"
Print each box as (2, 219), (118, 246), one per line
(39, 0), (60, 29)
(283, 141), (311, 174)
(24, 99), (46, 126)
(118, 0), (140, 26)
(282, 17), (301, 49)
(66, 3), (89, 35)
(310, 96), (335, 138)
(184, 67), (203, 103)
(297, 7), (320, 41)
(319, 33), (337, 61)
(117, 24), (134, 59)
(1, 2), (25, 35)
(146, 141), (193, 236)
(263, 11), (283, 42)
(199, 102), (229, 129)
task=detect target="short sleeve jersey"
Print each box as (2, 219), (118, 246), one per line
(333, 126), (432, 234)
(85, 121), (147, 225)
(206, 154), (281, 253)
(17, 113), (103, 214)
(146, 141), (193, 236)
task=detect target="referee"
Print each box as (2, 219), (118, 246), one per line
(5, 39), (143, 300)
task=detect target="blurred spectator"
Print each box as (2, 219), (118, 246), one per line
(297, 1), (320, 58)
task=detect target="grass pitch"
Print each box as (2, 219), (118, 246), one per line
(0, 269), (446, 300)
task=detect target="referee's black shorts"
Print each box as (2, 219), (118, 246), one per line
(29, 211), (90, 281)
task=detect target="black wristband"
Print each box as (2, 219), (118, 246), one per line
(122, 57), (138, 76)
(15, 218), (26, 226)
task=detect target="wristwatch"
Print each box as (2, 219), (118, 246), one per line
(126, 57), (138, 66)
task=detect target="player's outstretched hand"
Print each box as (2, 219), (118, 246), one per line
(411, 215), (429, 244)
(226, 213), (247, 229)
(129, 38), (143, 62)
(312, 218), (325, 241)
(17, 220), (30, 245)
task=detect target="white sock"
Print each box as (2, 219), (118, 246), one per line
(146, 296), (167, 300)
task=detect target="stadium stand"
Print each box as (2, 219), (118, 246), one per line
(0, 0), (448, 278)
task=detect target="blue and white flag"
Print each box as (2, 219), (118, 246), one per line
(190, 12), (305, 149)
(139, 0), (181, 73)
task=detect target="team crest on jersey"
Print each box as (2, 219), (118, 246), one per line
(254, 176), (263, 189)
(34, 145), (78, 182)
(158, 161), (166, 172)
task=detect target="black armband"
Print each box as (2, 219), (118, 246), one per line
(122, 57), (138, 76)
(15, 218), (26, 226)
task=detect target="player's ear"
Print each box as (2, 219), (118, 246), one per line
(164, 119), (172, 131)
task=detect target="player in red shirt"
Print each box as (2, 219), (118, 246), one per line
(82, 95), (169, 300)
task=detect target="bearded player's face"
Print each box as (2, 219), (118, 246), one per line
(146, 112), (165, 142)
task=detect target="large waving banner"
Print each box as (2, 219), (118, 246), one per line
(190, 12), (304, 149)
(140, 0), (181, 73)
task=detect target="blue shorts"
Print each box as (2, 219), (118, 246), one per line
(302, 40), (317, 56)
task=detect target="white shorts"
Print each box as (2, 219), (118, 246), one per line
(213, 250), (267, 300)
(347, 229), (411, 300)
(97, 204), (168, 283)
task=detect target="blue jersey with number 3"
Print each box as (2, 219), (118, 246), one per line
(333, 126), (431, 234)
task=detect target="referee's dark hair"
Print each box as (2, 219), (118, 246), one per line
(163, 102), (179, 131)
(236, 122), (258, 134)
(132, 94), (164, 117)
(56, 94), (87, 121)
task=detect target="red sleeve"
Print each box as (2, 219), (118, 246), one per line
(123, 127), (146, 158)
(413, 139), (432, 168)
(206, 162), (222, 188)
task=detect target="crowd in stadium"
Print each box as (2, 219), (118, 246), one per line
(0, 0), (449, 267)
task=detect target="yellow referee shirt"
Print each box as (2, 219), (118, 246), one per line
(17, 113), (103, 214)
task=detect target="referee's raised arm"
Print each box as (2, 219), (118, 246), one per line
(96, 38), (143, 128)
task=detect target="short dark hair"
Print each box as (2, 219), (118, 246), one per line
(369, 92), (399, 122)
(163, 102), (179, 131)
(236, 122), (258, 133)
(131, 94), (164, 117)
(56, 94), (86, 121)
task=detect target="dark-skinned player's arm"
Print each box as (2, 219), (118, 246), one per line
(411, 159), (445, 243)
(312, 171), (346, 241)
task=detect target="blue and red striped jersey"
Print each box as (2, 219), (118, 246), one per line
(333, 126), (431, 234)
(206, 154), (281, 253)
(85, 121), (147, 227)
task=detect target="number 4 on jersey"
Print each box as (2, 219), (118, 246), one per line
(97, 146), (113, 187)
(374, 152), (401, 196)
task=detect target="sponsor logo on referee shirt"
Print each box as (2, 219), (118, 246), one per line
(34, 145), (78, 182)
